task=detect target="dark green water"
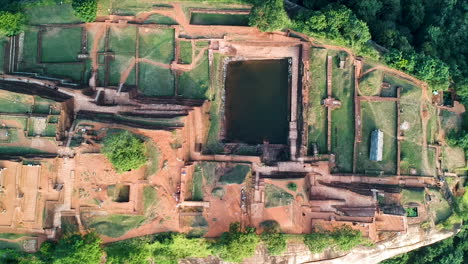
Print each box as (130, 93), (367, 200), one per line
(190, 13), (249, 26)
(225, 60), (289, 144)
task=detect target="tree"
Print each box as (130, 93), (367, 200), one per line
(72, 0), (97, 23)
(304, 225), (365, 253)
(248, 0), (290, 32)
(49, 233), (103, 264)
(212, 222), (260, 262)
(0, 11), (25, 36)
(102, 131), (147, 173)
(260, 221), (286, 255)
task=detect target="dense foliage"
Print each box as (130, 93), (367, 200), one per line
(212, 222), (260, 262)
(248, 0), (290, 32)
(303, 225), (366, 253)
(260, 221), (286, 256)
(0, 233), (103, 264)
(0, 11), (25, 36)
(71, 0), (97, 22)
(102, 131), (147, 173)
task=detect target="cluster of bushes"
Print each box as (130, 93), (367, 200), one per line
(303, 225), (368, 253)
(0, 222), (368, 264)
(0, 0), (96, 37)
(102, 131), (147, 173)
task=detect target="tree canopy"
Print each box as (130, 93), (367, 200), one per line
(248, 0), (290, 32)
(212, 222), (260, 262)
(102, 131), (147, 173)
(71, 0), (97, 23)
(0, 11), (25, 36)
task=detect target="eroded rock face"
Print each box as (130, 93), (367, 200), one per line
(181, 226), (457, 264)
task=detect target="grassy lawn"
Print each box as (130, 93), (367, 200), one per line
(18, 27), (40, 72)
(401, 188), (425, 205)
(0, 115), (28, 130)
(330, 51), (354, 173)
(143, 186), (158, 212)
(44, 124), (57, 137)
(0, 146), (48, 155)
(109, 25), (136, 86)
(43, 63), (84, 82)
(25, 3), (82, 25)
(179, 41), (192, 64)
(0, 233), (27, 240)
(358, 69), (382, 96)
(41, 27), (82, 63)
(204, 53), (224, 154)
(200, 162), (217, 186)
(145, 141), (160, 178)
(428, 189), (452, 224)
(144, 14), (178, 25)
(138, 28), (174, 63)
(265, 183), (294, 208)
(86, 214), (146, 238)
(192, 166), (204, 201)
(442, 146), (466, 173)
(219, 164), (250, 184)
(178, 50), (209, 99)
(190, 13), (249, 26)
(308, 48), (328, 154)
(356, 101), (397, 175)
(0, 37), (7, 74)
(0, 91), (33, 113)
(0, 240), (22, 250)
(138, 62), (174, 96)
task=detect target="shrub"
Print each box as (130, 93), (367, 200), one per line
(102, 131), (147, 173)
(303, 232), (333, 253)
(72, 0), (97, 22)
(287, 182), (297, 192)
(249, 0), (290, 32)
(0, 11), (26, 36)
(261, 223), (286, 256)
(304, 225), (365, 253)
(212, 222), (260, 262)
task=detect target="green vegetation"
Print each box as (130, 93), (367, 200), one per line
(330, 53), (354, 172)
(356, 101), (397, 175)
(102, 131), (147, 173)
(143, 186), (157, 212)
(428, 189), (452, 224)
(179, 41), (192, 64)
(145, 141), (160, 178)
(219, 165), (250, 184)
(0, 233), (27, 240)
(178, 50), (210, 99)
(0, 146), (47, 155)
(212, 223), (259, 263)
(72, 0), (97, 22)
(0, 11), (25, 37)
(304, 225), (366, 253)
(401, 188), (425, 205)
(108, 25), (136, 85)
(138, 63), (174, 96)
(41, 27), (82, 63)
(359, 70), (383, 96)
(260, 221), (286, 256)
(86, 214), (145, 238)
(144, 14), (177, 25)
(138, 28), (174, 63)
(25, 1), (82, 25)
(249, 0), (290, 32)
(211, 187), (225, 199)
(265, 183), (294, 208)
(406, 207), (418, 217)
(307, 48), (328, 154)
(287, 182), (297, 192)
(0, 240), (22, 251)
(191, 13), (249, 26)
(192, 165), (204, 201)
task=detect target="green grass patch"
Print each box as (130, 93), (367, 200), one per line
(0, 240), (22, 250)
(190, 13), (249, 26)
(144, 14), (178, 25)
(0, 37), (7, 74)
(219, 165), (250, 184)
(143, 186), (158, 212)
(204, 53), (224, 153)
(401, 188), (425, 205)
(356, 101), (397, 175)
(0, 146), (48, 156)
(200, 162), (217, 185)
(265, 184), (294, 208)
(145, 141), (160, 178)
(0, 233), (27, 240)
(138, 63), (174, 96)
(109, 55), (135, 86)
(138, 28), (174, 63)
(308, 48), (328, 154)
(25, 3), (82, 25)
(178, 50), (209, 99)
(192, 166), (204, 201)
(44, 124), (57, 137)
(86, 214), (145, 238)
(109, 26), (136, 86)
(179, 41), (192, 64)
(41, 27), (82, 63)
(0, 91), (33, 114)
(428, 189), (452, 224)
(442, 146), (466, 173)
(358, 69), (382, 96)
(0, 115), (28, 130)
(330, 51), (354, 172)
(43, 63), (83, 82)
(18, 28), (39, 72)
